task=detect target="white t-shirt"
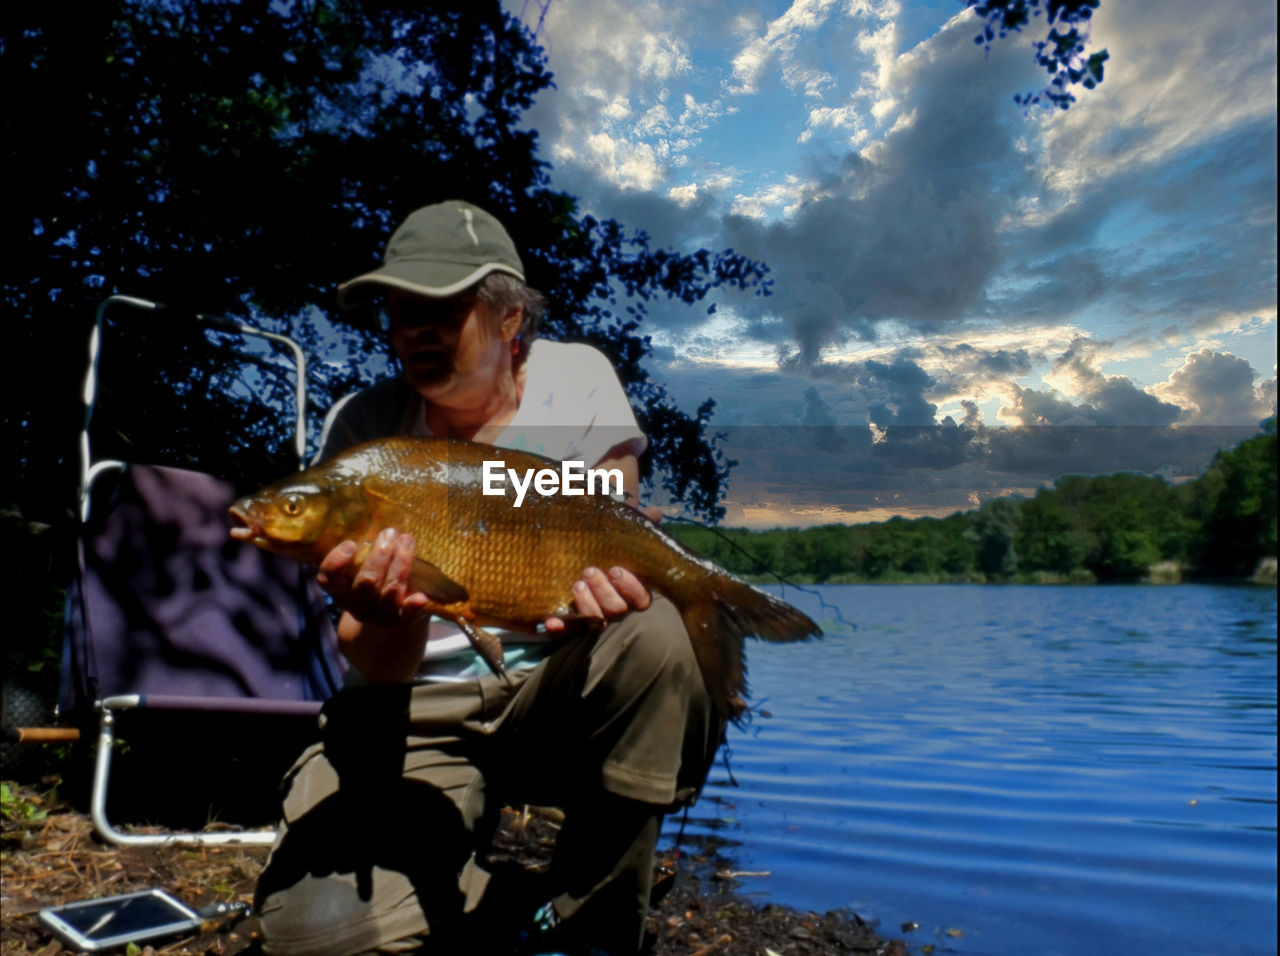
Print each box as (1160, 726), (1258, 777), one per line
(317, 340), (647, 678)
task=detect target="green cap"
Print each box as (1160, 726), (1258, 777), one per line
(338, 200), (525, 307)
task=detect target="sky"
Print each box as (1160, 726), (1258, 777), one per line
(501, 0), (1277, 527)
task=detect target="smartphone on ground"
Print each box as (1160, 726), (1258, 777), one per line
(38, 888), (203, 952)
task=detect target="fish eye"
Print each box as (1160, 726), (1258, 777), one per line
(283, 494), (304, 516)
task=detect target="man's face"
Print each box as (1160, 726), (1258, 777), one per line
(384, 289), (516, 404)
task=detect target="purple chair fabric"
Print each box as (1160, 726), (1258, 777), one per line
(60, 464), (345, 722)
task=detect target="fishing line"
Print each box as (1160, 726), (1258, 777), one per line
(718, 730), (739, 789)
(660, 513), (857, 633)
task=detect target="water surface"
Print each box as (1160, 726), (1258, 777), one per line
(665, 584), (1277, 955)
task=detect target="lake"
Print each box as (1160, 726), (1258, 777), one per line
(663, 584), (1278, 955)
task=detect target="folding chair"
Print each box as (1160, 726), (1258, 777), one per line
(59, 295), (346, 846)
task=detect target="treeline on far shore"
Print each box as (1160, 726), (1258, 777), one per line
(667, 419), (1277, 586)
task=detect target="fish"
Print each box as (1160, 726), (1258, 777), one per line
(228, 436), (820, 719)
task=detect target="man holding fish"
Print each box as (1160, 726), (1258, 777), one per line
(251, 201), (729, 956)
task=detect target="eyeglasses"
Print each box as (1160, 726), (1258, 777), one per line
(382, 292), (477, 331)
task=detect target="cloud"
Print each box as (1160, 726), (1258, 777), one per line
(984, 0), (1278, 340)
(1003, 337), (1184, 426)
(1037, 0), (1277, 197)
(719, 3), (1276, 361)
(729, 177), (806, 219)
(521, 0), (1275, 377)
(800, 385), (837, 426)
(937, 342), (1034, 380)
(798, 104), (868, 145)
(515, 0), (698, 191)
(1152, 349), (1278, 425)
(536, 1), (692, 87)
(851, 355), (938, 426)
(645, 346), (1263, 526)
(717, 15), (1043, 359)
(694, 416), (1254, 528)
(993, 115), (1278, 338)
(511, 0), (1277, 525)
(567, 132), (665, 190)
(727, 0), (844, 95)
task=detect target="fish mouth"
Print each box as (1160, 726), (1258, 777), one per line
(227, 505), (261, 543)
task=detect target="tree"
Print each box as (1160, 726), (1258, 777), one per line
(667, 417), (1275, 584)
(1192, 418), (1278, 576)
(4, 1), (768, 538)
(1015, 488), (1088, 574)
(3, 2), (774, 686)
(968, 497), (1020, 579)
(965, 0), (1109, 109)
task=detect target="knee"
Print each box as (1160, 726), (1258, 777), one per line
(612, 596), (699, 682)
(258, 877), (350, 955)
(258, 873), (409, 956)
(587, 595), (706, 708)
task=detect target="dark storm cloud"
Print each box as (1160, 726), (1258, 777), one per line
(994, 115), (1278, 329)
(525, 0), (1275, 379)
(646, 351), (1266, 525)
(982, 251), (1110, 322)
(1088, 378), (1185, 427)
(707, 21), (1046, 361)
(540, 15), (1041, 360)
(853, 356), (938, 426)
(800, 386), (837, 426)
(984, 425), (1257, 481)
(698, 417), (1260, 526)
(937, 343), (1035, 379)
(1004, 382), (1183, 427)
(930, 342), (1038, 401)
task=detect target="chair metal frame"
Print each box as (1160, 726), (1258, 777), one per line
(76, 295), (325, 847)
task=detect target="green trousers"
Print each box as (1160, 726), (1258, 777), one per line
(254, 596), (722, 955)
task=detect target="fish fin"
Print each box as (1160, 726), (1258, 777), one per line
(408, 558), (469, 605)
(679, 598), (747, 725)
(349, 540), (466, 604)
(451, 616), (508, 682)
(677, 574), (821, 726)
(360, 476), (400, 503)
(356, 477), (468, 604)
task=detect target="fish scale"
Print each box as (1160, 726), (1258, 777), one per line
(229, 436), (821, 720)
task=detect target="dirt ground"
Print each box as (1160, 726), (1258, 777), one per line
(2, 775), (911, 956)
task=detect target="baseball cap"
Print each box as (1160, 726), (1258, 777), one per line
(337, 201), (525, 307)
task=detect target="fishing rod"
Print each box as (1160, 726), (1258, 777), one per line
(660, 513), (858, 634)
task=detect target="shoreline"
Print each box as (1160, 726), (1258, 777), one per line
(0, 781), (912, 955)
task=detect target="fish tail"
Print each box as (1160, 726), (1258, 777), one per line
(675, 572), (821, 723)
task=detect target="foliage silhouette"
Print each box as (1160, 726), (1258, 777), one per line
(966, 0), (1108, 109)
(5, 0), (770, 538)
(4, 1), (776, 683)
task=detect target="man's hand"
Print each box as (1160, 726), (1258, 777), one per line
(317, 527), (430, 628)
(317, 527), (433, 683)
(544, 565), (651, 633)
